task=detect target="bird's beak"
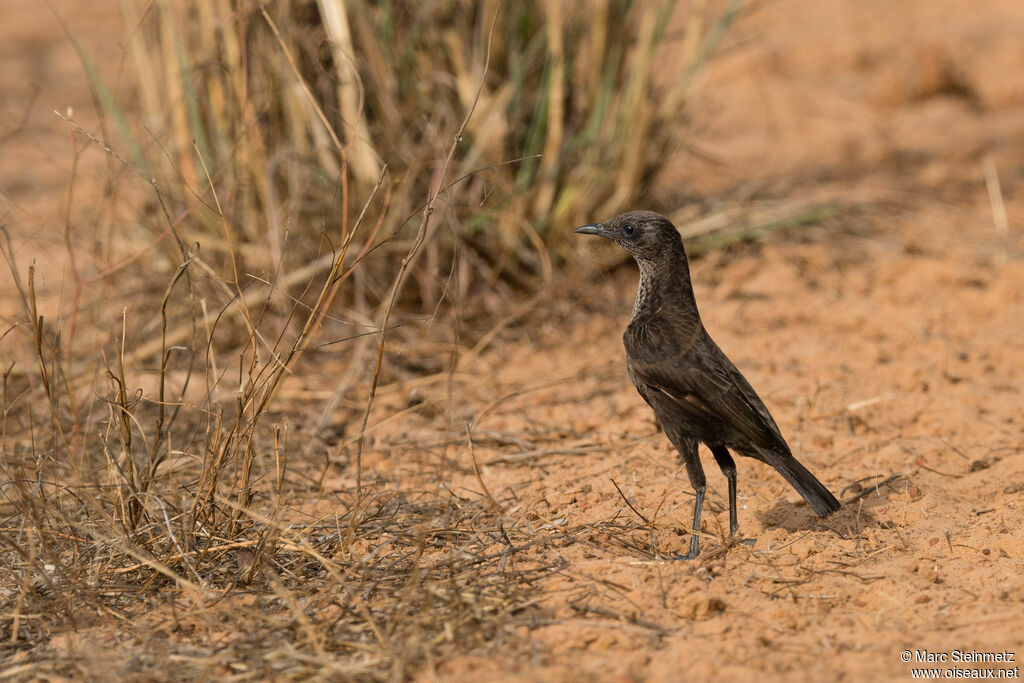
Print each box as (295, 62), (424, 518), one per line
(574, 223), (607, 237)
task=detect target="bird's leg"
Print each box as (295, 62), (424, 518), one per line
(711, 445), (739, 537)
(672, 439), (705, 560)
(678, 484), (705, 560)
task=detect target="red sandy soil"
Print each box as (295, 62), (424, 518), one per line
(342, 1), (1024, 678)
(2, 1), (1023, 681)
(393, 216), (1024, 681)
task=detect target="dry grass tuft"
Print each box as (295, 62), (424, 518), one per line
(99, 0), (742, 290)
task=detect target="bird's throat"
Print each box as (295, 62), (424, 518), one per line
(631, 263), (662, 320)
(631, 258), (699, 324)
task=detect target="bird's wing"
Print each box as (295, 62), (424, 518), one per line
(624, 317), (783, 450)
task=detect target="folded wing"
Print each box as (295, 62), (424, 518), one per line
(624, 317), (785, 453)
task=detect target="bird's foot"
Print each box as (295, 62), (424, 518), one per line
(669, 536), (701, 561)
(670, 549), (700, 561)
(727, 524), (753, 546)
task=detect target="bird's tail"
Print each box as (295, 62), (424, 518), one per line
(764, 452), (840, 517)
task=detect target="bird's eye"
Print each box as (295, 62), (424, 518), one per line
(623, 223), (636, 235)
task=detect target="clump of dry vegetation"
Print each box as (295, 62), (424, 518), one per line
(1, 0), (742, 678)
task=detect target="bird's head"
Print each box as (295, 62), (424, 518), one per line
(574, 210), (683, 264)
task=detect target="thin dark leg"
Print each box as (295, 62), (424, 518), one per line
(676, 484), (705, 560)
(711, 445), (739, 537)
(670, 437), (705, 560)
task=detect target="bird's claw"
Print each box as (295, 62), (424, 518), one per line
(669, 535), (701, 561)
(670, 549), (700, 561)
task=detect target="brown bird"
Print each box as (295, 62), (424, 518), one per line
(575, 210), (840, 559)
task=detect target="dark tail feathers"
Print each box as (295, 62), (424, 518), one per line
(766, 453), (840, 517)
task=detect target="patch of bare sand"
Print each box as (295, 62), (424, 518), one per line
(654, 0), (1024, 212)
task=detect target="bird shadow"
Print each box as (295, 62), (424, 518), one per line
(757, 498), (876, 533)
(756, 472), (905, 533)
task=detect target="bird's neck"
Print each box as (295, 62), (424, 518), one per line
(631, 256), (699, 323)
(631, 263), (662, 319)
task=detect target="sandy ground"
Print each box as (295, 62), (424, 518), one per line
(2, 1), (1023, 681)
(392, 213), (1024, 681)
(328, 1), (1024, 679)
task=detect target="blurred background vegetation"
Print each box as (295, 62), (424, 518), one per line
(106, 0), (739, 305)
